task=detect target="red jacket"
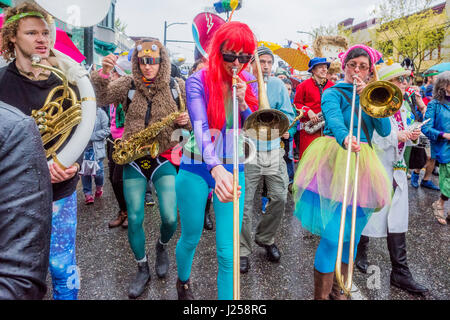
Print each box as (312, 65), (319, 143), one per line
(294, 78), (334, 122)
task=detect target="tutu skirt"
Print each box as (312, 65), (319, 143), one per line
(293, 136), (392, 241)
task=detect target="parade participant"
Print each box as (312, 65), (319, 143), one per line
(175, 21), (258, 300)
(293, 57), (335, 159)
(400, 67), (439, 191)
(422, 71), (450, 225)
(106, 66), (128, 228)
(80, 107), (110, 204)
(356, 63), (428, 295)
(0, 102), (52, 299)
(91, 38), (190, 299)
(422, 69), (439, 105)
(0, 2), (83, 300)
(293, 44), (392, 299)
(281, 77), (297, 185)
(240, 46), (296, 273)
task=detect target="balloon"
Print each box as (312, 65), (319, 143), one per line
(230, 0), (239, 10)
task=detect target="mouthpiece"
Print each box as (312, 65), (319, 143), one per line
(31, 54), (41, 64)
(232, 67), (238, 86)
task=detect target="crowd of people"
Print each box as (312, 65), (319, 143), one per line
(0, 2), (448, 301)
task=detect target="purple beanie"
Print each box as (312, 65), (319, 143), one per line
(338, 44), (382, 71)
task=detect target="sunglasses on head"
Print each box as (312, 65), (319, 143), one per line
(221, 52), (253, 64)
(138, 57), (160, 65)
(395, 75), (411, 83)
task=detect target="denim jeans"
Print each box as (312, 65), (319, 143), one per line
(81, 147), (104, 195)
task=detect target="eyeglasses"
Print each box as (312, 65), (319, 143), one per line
(346, 62), (370, 71)
(394, 75), (411, 83)
(138, 57), (160, 65)
(221, 52), (253, 64)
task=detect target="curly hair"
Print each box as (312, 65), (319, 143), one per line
(1, 2), (52, 62)
(433, 71), (450, 104)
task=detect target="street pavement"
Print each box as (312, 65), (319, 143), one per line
(44, 169), (449, 300)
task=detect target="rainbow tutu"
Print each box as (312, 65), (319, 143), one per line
(293, 136), (392, 239)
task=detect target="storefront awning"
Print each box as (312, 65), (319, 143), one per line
(94, 38), (117, 57)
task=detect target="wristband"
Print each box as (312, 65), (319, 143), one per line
(99, 69), (110, 79)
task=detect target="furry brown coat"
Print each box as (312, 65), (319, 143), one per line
(90, 42), (190, 155)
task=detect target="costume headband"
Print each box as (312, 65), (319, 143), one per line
(136, 41), (162, 59)
(4, 12), (45, 25)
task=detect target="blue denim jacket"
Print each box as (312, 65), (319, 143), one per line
(422, 99), (450, 164)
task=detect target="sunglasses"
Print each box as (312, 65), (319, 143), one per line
(394, 75), (412, 83)
(346, 62), (370, 71)
(221, 52), (253, 64)
(138, 57), (160, 65)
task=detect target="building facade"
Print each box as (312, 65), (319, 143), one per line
(340, 1), (448, 75)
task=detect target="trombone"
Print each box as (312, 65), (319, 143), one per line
(335, 67), (402, 297)
(232, 67), (240, 300)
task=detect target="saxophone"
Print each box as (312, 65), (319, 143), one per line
(112, 80), (186, 165)
(303, 112), (325, 134)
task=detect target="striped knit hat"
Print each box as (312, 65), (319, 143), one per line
(251, 45), (274, 62)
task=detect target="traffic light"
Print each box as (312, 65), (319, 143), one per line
(213, 0), (242, 14)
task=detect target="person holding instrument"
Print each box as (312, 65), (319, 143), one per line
(91, 38), (190, 299)
(293, 57), (334, 160)
(356, 62), (428, 295)
(0, 2), (83, 300)
(239, 46), (296, 273)
(175, 21), (258, 300)
(293, 44), (392, 300)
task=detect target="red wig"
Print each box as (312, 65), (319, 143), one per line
(205, 21), (258, 130)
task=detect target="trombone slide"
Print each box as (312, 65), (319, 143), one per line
(232, 68), (240, 300)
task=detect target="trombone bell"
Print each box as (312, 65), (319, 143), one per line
(243, 51), (290, 141)
(360, 80), (403, 118)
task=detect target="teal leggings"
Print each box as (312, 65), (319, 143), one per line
(175, 169), (245, 300)
(123, 162), (178, 260)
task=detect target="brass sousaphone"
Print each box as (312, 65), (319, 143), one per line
(30, 0), (112, 168)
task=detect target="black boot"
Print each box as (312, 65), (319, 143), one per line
(355, 235), (369, 273)
(128, 258), (151, 299)
(387, 233), (429, 295)
(177, 278), (194, 300)
(155, 239), (169, 278)
(204, 198), (213, 230)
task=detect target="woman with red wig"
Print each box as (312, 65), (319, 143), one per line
(175, 21), (258, 300)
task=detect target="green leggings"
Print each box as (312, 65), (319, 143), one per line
(123, 161), (178, 260)
(175, 169), (245, 300)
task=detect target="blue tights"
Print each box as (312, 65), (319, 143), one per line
(123, 161), (178, 260)
(314, 205), (370, 273)
(175, 169), (245, 300)
(49, 192), (79, 300)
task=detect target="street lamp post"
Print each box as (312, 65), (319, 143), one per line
(164, 21), (188, 46)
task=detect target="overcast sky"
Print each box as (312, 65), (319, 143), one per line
(115, 0), (443, 64)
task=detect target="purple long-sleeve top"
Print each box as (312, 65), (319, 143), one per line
(182, 69), (256, 174)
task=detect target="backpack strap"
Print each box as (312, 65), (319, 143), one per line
(126, 77), (182, 127)
(334, 87), (373, 149)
